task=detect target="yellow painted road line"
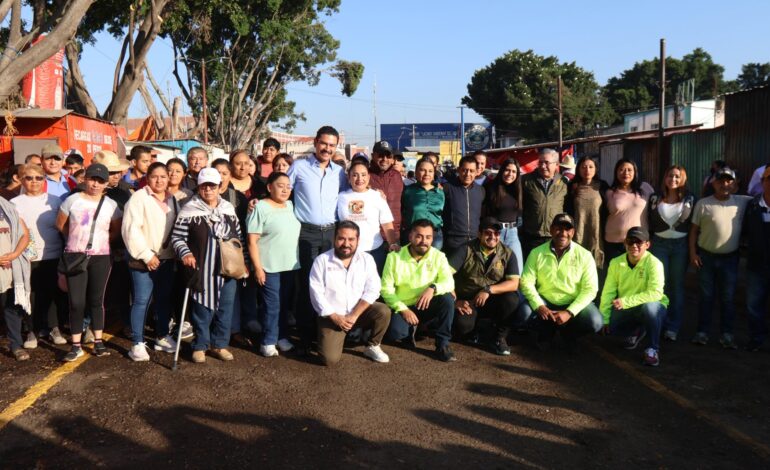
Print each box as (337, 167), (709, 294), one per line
(586, 342), (770, 462)
(0, 333), (113, 431)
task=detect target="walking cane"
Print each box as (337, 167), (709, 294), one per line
(172, 287), (191, 371)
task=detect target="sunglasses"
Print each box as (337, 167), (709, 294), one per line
(24, 175), (45, 181)
(624, 239), (645, 247)
(43, 155), (63, 161)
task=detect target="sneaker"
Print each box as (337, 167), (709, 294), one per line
(276, 338), (294, 352)
(49, 327), (67, 345)
(691, 332), (709, 346)
(93, 341), (110, 357)
(128, 343), (150, 362)
(13, 349), (30, 361)
(154, 335), (177, 353)
(436, 345), (457, 362)
(192, 350), (206, 363)
(23, 332), (38, 349)
(494, 337), (512, 356)
(363, 344), (390, 363)
(746, 340), (763, 352)
(719, 333), (738, 350)
(260, 344), (279, 357)
(210, 348), (234, 361)
(662, 330), (678, 342)
(180, 321), (194, 339)
(82, 327), (95, 344)
(63, 346), (84, 362)
(623, 329), (647, 350)
(643, 348), (660, 367)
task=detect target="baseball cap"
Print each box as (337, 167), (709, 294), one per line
(551, 213), (575, 228)
(85, 163), (109, 181)
(197, 167), (222, 186)
(625, 226), (650, 242)
(351, 152), (369, 163)
(715, 167), (736, 180)
(394, 153), (405, 162)
(372, 140), (393, 155)
(41, 144), (63, 159)
(479, 217), (503, 231)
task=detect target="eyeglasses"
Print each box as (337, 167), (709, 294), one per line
(43, 156), (63, 161)
(538, 160), (557, 166)
(624, 239), (645, 247)
(482, 230), (501, 237)
(23, 175), (45, 181)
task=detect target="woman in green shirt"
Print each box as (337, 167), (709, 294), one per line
(401, 157), (445, 248)
(246, 172), (300, 357)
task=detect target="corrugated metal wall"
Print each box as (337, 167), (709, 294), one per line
(599, 143), (623, 183)
(624, 137), (669, 186)
(670, 128), (724, 196)
(724, 86), (770, 191)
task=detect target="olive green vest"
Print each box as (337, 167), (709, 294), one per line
(521, 173), (568, 237)
(454, 240), (513, 299)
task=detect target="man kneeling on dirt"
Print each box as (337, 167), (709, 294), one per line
(449, 217), (520, 356)
(600, 227), (668, 366)
(310, 221), (392, 366)
(516, 213), (602, 350)
(382, 219), (457, 362)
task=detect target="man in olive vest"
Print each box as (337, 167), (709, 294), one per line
(521, 148), (568, 259)
(449, 217), (520, 355)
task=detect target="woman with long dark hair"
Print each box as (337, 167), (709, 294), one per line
(567, 156), (609, 268)
(483, 158), (524, 272)
(648, 165), (695, 341)
(604, 158), (654, 262)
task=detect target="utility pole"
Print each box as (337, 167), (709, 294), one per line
(201, 58), (208, 145)
(458, 105), (466, 157)
(373, 77), (378, 143)
(658, 38), (666, 167)
(557, 75), (563, 149)
(412, 123), (416, 147)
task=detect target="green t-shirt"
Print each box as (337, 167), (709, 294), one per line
(246, 200), (300, 273)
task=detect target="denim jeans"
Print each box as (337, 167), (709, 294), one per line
(191, 278), (236, 351)
(609, 302), (667, 350)
(746, 267), (770, 344)
(231, 278), (259, 334)
(500, 226), (524, 274)
(649, 235), (688, 334)
(515, 301), (603, 341)
(259, 270), (295, 346)
(129, 260), (174, 344)
(432, 228), (443, 250)
(386, 293), (455, 348)
(697, 251), (739, 335)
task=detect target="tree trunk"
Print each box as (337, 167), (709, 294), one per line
(64, 41), (99, 118)
(137, 80), (165, 136)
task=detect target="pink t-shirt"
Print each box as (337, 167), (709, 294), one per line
(60, 193), (121, 255)
(604, 183), (654, 243)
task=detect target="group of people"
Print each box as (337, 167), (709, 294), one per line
(1, 126), (769, 369)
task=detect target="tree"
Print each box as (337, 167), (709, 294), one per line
(735, 62), (770, 89)
(462, 49), (614, 142)
(604, 48), (730, 117)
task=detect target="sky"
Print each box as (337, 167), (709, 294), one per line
(71, 0), (770, 146)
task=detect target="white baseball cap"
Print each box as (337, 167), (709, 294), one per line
(197, 167), (222, 186)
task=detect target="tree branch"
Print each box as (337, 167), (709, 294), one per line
(64, 41), (99, 118)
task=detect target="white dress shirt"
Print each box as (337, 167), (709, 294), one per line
(309, 248), (382, 317)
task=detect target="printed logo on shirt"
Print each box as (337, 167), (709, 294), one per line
(348, 200), (365, 215)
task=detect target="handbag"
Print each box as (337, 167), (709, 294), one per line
(218, 237), (248, 279)
(58, 196), (105, 275)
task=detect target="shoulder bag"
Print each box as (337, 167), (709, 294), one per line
(58, 196), (105, 275)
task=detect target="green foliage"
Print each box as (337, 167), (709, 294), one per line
(462, 49), (614, 142)
(736, 62), (770, 89)
(330, 60), (364, 96)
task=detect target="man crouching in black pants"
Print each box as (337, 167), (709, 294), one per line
(449, 217), (520, 355)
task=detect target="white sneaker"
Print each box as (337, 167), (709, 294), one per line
(23, 332), (38, 349)
(363, 344), (390, 363)
(276, 338), (294, 352)
(181, 321), (194, 339)
(260, 344), (279, 357)
(154, 335), (177, 353)
(128, 343), (150, 362)
(49, 327), (67, 345)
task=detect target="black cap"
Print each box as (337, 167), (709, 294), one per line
(479, 216), (503, 231)
(85, 163), (109, 181)
(394, 153), (405, 161)
(372, 140), (393, 155)
(715, 167), (736, 180)
(625, 226), (650, 242)
(551, 213), (575, 228)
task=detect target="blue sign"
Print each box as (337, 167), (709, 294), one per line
(380, 123), (492, 151)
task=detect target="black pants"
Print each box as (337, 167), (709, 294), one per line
(521, 233), (550, 260)
(442, 235), (472, 258)
(30, 259), (68, 332)
(66, 255), (111, 334)
(105, 258), (130, 325)
(1, 290), (25, 351)
(454, 291), (520, 339)
(297, 224), (335, 345)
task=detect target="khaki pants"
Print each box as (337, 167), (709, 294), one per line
(317, 301), (391, 366)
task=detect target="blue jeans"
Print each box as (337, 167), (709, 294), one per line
(697, 251), (738, 335)
(516, 301), (603, 341)
(432, 228), (443, 250)
(259, 271), (295, 346)
(231, 278), (259, 334)
(191, 278), (236, 351)
(746, 268), (770, 344)
(129, 260), (174, 344)
(650, 235), (688, 334)
(609, 302), (667, 350)
(500, 226), (523, 274)
(386, 293), (455, 349)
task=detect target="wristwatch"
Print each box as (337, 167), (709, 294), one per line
(483, 285), (492, 294)
(429, 283), (437, 292)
